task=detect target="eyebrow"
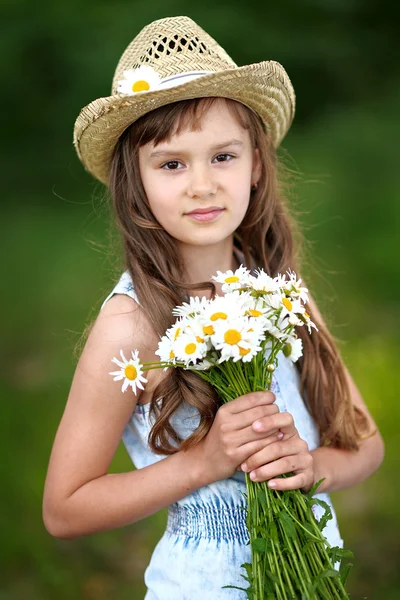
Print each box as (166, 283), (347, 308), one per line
(149, 139), (244, 159)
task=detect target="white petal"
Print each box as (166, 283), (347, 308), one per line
(111, 357), (124, 368)
(119, 349), (128, 363)
(110, 374), (124, 381)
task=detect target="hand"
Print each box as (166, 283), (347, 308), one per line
(240, 411), (315, 493)
(195, 391), (284, 485)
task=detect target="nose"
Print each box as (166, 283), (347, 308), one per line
(187, 165), (216, 199)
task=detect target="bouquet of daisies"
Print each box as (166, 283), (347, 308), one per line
(109, 267), (353, 599)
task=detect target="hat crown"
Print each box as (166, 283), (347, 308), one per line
(111, 16), (237, 94)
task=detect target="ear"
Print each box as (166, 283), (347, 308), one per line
(252, 148), (262, 185)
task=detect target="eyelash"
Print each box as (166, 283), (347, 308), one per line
(161, 153), (235, 170)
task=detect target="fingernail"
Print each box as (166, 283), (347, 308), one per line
(253, 421), (262, 431)
(250, 471), (256, 480)
(268, 481), (277, 488)
(277, 432), (284, 439)
(241, 463), (249, 472)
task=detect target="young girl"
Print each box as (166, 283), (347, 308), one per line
(43, 16), (384, 599)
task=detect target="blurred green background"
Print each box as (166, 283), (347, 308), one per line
(2, 1), (399, 598)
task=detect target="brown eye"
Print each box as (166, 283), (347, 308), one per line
(213, 153), (234, 163)
(162, 161), (182, 170)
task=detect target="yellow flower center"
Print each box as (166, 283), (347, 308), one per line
(169, 350), (175, 359)
(203, 325), (214, 335)
(132, 80), (150, 92)
(282, 297), (293, 311)
(210, 312), (228, 321)
(184, 343), (197, 355)
(196, 336), (204, 343)
(174, 328), (181, 340)
(124, 365), (137, 381)
(247, 309), (263, 317)
(239, 347), (250, 356)
(304, 311), (310, 319)
(224, 329), (242, 345)
(224, 276), (240, 283)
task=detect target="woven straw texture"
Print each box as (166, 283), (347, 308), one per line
(73, 16), (296, 185)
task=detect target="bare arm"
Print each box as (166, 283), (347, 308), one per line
(311, 367), (385, 493)
(46, 442), (209, 540)
(308, 295), (385, 494)
(43, 294), (284, 539)
(43, 295), (210, 539)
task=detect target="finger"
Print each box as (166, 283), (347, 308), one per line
(233, 403), (279, 431)
(236, 431), (286, 465)
(265, 473), (310, 491)
(246, 454), (311, 483)
(235, 418), (283, 447)
(226, 391), (276, 415)
(241, 438), (306, 472)
(252, 411), (297, 438)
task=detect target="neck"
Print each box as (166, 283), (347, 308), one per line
(178, 237), (241, 297)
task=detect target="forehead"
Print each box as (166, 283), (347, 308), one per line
(148, 98), (251, 151)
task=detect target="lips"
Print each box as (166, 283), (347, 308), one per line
(185, 207), (225, 222)
(186, 206), (223, 215)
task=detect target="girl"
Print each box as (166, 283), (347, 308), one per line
(43, 16), (384, 599)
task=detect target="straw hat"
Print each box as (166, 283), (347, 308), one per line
(73, 16), (296, 185)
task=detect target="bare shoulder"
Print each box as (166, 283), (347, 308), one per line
(43, 293), (158, 505)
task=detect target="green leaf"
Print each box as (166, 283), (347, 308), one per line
(277, 510), (297, 540)
(302, 522), (316, 538)
(328, 545), (355, 563)
(257, 488), (267, 506)
(340, 562), (354, 586)
(311, 498), (333, 531)
(269, 520), (279, 543)
(264, 568), (280, 586)
(240, 562), (253, 579)
(307, 477), (326, 498)
(221, 584), (250, 592)
(251, 537), (268, 553)
(311, 568), (340, 594)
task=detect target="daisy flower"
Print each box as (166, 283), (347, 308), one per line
(117, 65), (162, 95)
(282, 336), (303, 362)
(165, 319), (187, 343)
(109, 349), (147, 394)
(243, 296), (275, 329)
(279, 295), (305, 320)
(173, 332), (207, 366)
(213, 265), (251, 292)
(300, 310), (319, 334)
(183, 315), (212, 350)
(200, 294), (245, 336)
(186, 357), (215, 371)
(211, 318), (263, 363)
(284, 270), (309, 303)
(248, 270), (282, 294)
(155, 335), (177, 365)
(172, 295), (209, 318)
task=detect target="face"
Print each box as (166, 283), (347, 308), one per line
(138, 99), (261, 252)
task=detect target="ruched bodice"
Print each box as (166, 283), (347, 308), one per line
(101, 270), (343, 599)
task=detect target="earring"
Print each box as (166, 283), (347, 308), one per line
(251, 182), (258, 191)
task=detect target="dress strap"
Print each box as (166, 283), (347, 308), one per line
(100, 270), (139, 310)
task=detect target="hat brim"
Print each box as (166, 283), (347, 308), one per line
(73, 60), (295, 185)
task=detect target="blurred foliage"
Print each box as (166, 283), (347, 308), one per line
(1, 1), (399, 598)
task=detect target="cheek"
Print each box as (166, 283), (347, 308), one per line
(226, 169), (252, 208)
(142, 177), (173, 215)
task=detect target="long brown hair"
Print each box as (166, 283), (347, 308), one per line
(100, 97), (372, 454)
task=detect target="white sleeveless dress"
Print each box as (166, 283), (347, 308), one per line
(101, 270), (344, 599)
